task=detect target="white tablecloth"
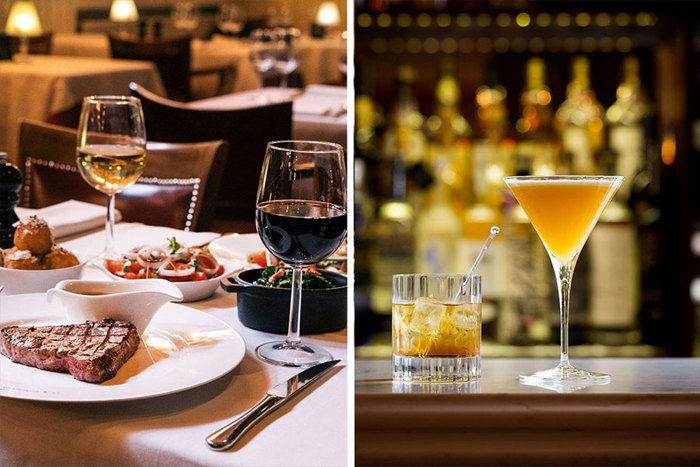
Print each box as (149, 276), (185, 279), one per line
(189, 85), (347, 149)
(0, 55), (166, 164)
(0, 224), (348, 466)
(51, 33), (345, 97)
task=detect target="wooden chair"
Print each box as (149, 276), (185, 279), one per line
(109, 35), (236, 101)
(129, 82), (292, 226)
(17, 120), (228, 232)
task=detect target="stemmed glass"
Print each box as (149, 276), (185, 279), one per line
(249, 28), (275, 89)
(504, 175), (623, 388)
(216, 3), (246, 36)
(76, 96), (146, 257)
(172, 1), (200, 33)
(271, 27), (300, 88)
(255, 141), (347, 367)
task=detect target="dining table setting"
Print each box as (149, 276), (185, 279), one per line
(0, 92), (348, 465)
(50, 31), (345, 97)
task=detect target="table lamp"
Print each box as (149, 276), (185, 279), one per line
(109, 0), (139, 38)
(4, 1), (42, 63)
(313, 1), (341, 38)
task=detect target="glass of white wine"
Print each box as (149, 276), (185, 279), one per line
(76, 96), (146, 257)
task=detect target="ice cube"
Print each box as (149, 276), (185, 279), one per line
(409, 297), (447, 340)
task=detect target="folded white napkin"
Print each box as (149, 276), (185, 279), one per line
(305, 84), (347, 97)
(293, 92), (346, 116)
(15, 200), (122, 240)
(59, 223), (220, 258)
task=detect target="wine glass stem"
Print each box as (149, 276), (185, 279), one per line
(280, 73), (288, 88)
(105, 193), (116, 254)
(552, 258), (576, 369)
(285, 264), (304, 346)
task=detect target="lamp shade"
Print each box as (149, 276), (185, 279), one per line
(109, 0), (139, 22)
(5, 1), (42, 37)
(316, 1), (340, 27)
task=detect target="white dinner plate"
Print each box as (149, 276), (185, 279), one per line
(0, 294), (246, 402)
(208, 233), (264, 265)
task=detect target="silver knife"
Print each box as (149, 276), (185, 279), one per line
(206, 359), (340, 451)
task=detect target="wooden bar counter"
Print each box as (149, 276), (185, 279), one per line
(356, 358), (700, 466)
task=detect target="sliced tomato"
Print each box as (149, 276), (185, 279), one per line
(129, 261), (142, 274)
(106, 260), (124, 275)
(213, 264), (224, 277)
(144, 269), (158, 279)
(123, 272), (138, 280)
(249, 251), (267, 268)
(192, 271), (208, 281)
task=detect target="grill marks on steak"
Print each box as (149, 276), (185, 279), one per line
(0, 319), (140, 383)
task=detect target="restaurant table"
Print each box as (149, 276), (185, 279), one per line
(189, 85), (347, 149)
(0, 55), (166, 164)
(51, 33), (345, 98)
(0, 224), (347, 466)
(356, 358), (700, 466)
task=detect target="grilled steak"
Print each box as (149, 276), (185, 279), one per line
(0, 319), (139, 383)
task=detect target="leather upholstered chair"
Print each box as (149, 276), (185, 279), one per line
(129, 82), (292, 226)
(17, 120), (228, 232)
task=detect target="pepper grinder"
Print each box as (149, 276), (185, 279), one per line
(0, 152), (23, 249)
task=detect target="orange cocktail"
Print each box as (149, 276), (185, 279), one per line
(504, 175), (623, 388)
(506, 179), (619, 261)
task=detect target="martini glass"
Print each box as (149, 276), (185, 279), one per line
(504, 175), (623, 386)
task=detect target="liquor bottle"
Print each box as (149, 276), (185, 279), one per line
(414, 158), (462, 274)
(369, 65), (427, 315)
(588, 150), (641, 345)
(586, 57), (650, 345)
(368, 158), (415, 314)
(460, 68), (509, 339)
(415, 60), (468, 274)
(516, 57), (558, 176)
(426, 59), (471, 211)
(381, 64), (428, 168)
(555, 56), (605, 175)
(606, 56), (651, 202)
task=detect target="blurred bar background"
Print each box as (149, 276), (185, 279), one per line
(354, 0), (699, 358)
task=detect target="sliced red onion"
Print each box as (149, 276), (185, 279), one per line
(192, 250), (220, 277)
(157, 262), (195, 277)
(137, 246), (168, 269)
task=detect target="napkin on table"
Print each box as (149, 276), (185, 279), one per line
(15, 200), (122, 240)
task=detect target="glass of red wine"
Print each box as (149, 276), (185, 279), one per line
(255, 141), (346, 367)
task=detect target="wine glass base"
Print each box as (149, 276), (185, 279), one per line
(256, 341), (332, 367)
(519, 363), (611, 393)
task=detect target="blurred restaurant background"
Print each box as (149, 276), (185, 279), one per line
(0, 0), (347, 234)
(354, 0), (700, 358)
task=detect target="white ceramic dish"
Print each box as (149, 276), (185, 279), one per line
(47, 279), (183, 333)
(0, 253), (85, 295)
(92, 260), (232, 302)
(0, 293), (246, 402)
(207, 233), (264, 265)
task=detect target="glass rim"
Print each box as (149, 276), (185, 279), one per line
(392, 273), (481, 279)
(267, 140), (343, 154)
(504, 175), (624, 181)
(82, 95), (141, 105)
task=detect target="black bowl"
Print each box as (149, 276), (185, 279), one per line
(220, 268), (347, 334)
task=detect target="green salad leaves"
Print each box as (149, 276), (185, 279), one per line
(254, 266), (336, 289)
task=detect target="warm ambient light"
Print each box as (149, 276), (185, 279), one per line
(5, 1), (43, 37)
(316, 2), (341, 27)
(109, 0), (139, 22)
